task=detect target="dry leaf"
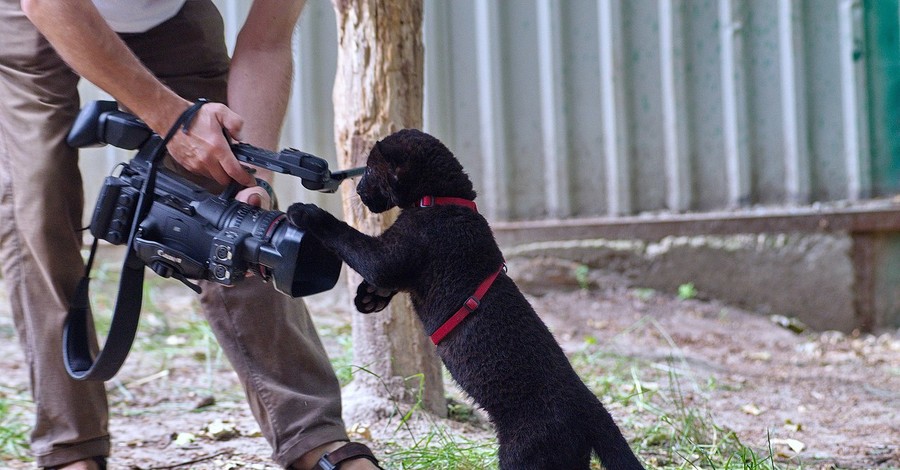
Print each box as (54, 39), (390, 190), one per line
(205, 419), (239, 441)
(771, 315), (807, 334)
(172, 432), (196, 447)
(747, 351), (772, 361)
(783, 419), (803, 432)
(741, 403), (764, 415)
(193, 395), (216, 409)
(772, 438), (806, 454)
(347, 423), (372, 441)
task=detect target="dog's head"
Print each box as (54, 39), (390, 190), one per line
(356, 129), (476, 213)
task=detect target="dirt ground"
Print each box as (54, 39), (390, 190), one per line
(531, 274), (899, 469)
(0, 257), (898, 469)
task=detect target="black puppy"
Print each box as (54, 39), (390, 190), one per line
(287, 129), (644, 470)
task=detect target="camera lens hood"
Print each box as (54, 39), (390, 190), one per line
(268, 225), (342, 297)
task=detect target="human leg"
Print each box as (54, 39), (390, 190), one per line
(0, 0), (109, 467)
(121, 2), (355, 467)
(199, 278), (352, 467)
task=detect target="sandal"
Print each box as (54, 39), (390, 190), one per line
(316, 442), (383, 469)
(45, 456), (106, 470)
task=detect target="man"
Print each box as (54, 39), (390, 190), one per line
(0, 1), (379, 469)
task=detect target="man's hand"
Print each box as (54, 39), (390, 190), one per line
(165, 102), (256, 187)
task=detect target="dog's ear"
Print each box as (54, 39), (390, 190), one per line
(375, 140), (408, 171)
(373, 139), (409, 187)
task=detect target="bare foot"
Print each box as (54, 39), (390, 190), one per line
(56, 459), (100, 470)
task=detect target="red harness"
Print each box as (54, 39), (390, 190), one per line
(419, 196), (504, 345)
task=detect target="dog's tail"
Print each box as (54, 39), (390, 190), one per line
(590, 401), (645, 470)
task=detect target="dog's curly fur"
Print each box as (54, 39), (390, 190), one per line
(287, 129), (644, 470)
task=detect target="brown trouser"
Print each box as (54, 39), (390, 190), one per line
(0, 1), (347, 467)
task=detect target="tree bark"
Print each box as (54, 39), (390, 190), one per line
(330, 0), (446, 420)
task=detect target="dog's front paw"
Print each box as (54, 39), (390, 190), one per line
(286, 202), (324, 231)
(354, 280), (397, 314)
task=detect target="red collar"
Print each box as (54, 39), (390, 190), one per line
(420, 195), (477, 211)
(430, 263), (505, 345)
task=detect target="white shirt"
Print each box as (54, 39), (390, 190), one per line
(92, 0), (187, 33)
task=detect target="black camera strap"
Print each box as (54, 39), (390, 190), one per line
(64, 99), (210, 381)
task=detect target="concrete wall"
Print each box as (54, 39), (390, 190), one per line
(504, 233), (860, 332)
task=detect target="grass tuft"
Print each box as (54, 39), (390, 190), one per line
(381, 425), (497, 470)
(570, 318), (789, 470)
(0, 391), (32, 462)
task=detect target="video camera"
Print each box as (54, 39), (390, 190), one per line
(68, 100), (360, 297)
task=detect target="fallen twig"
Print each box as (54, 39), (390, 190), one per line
(144, 450), (232, 469)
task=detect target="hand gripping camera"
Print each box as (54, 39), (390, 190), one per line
(64, 101), (361, 381)
(69, 100), (359, 297)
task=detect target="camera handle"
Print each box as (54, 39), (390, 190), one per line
(64, 100), (210, 381)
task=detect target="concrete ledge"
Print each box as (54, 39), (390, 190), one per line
(493, 201), (900, 332)
(493, 202), (900, 243)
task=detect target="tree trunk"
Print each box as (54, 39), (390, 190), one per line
(330, 0), (446, 421)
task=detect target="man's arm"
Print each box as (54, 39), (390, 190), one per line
(21, 0), (256, 187)
(225, 0), (306, 209)
(229, 0), (306, 150)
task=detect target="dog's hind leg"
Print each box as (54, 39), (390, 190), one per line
(589, 406), (645, 470)
(496, 433), (593, 470)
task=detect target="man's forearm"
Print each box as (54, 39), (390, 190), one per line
(228, 0), (306, 180)
(228, 46), (294, 151)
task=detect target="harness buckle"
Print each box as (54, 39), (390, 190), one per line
(463, 296), (480, 312)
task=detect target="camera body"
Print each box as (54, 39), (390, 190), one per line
(70, 100), (350, 297)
